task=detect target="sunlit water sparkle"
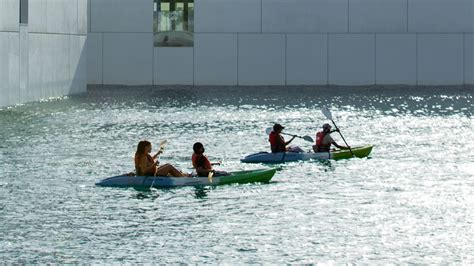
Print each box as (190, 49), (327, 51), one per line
(0, 85), (473, 263)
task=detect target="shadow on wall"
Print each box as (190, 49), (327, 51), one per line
(68, 39), (87, 95)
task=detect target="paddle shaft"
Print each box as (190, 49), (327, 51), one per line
(153, 141), (167, 161)
(280, 132), (303, 141)
(329, 119), (354, 157)
(265, 127), (313, 142)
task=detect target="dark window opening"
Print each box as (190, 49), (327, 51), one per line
(20, 0), (28, 24)
(153, 0), (194, 47)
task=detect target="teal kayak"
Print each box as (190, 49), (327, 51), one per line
(95, 168), (277, 189)
(241, 145), (374, 163)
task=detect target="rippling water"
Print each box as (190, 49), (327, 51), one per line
(1, 85), (473, 263)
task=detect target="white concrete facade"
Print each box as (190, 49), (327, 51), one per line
(86, 0), (474, 86)
(0, 0), (87, 108)
(2, 0), (473, 104)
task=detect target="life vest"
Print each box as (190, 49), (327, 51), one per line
(192, 153), (212, 170)
(269, 131), (286, 153)
(315, 131), (331, 152)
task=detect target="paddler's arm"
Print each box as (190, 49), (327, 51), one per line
(332, 141), (350, 150)
(285, 135), (296, 145)
(152, 149), (163, 159)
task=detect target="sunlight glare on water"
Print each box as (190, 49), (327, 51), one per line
(0, 85), (473, 263)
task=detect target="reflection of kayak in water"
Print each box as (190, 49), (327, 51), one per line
(95, 168), (277, 188)
(241, 145), (374, 163)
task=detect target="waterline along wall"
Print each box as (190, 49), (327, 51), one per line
(87, 0), (474, 86)
(0, 0), (87, 108)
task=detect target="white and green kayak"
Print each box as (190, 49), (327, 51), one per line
(95, 168), (277, 189)
(241, 145), (373, 163)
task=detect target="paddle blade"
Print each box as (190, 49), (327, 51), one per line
(159, 139), (168, 149)
(157, 139), (168, 154)
(321, 107), (332, 120)
(265, 127), (273, 135)
(208, 171), (214, 183)
(303, 135), (314, 143)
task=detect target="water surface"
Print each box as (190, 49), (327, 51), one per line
(1, 85), (473, 263)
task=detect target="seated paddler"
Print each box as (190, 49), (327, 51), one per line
(192, 142), (228, 177)
(134, 140), (187, 177)
(312, 123), (351, 152)
(268, 123), (304, 153)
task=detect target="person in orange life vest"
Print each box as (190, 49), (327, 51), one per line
(312, 123), (351, 152)
(134, 140), (187, 177)
(268, 123), (296, 153)
(192, 142), (223, 177)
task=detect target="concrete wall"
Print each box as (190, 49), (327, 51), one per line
(82, 0), (471, 86)
(87, 0), (153, 85)
(0, 0), (87, 108)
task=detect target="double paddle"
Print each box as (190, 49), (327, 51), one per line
(208, 170), (214, 184)
(149, 139), (168, 189)
(156, 139), (168, 157)
(265, 127), (314, 143)
(321, 107), (354, 157)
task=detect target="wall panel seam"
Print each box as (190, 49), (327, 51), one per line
(326, 33), (329, 87)
(375, 34), (377, 85)
(406, 0), (409, 32)
(28, 32), (86, 36)
(46, 0), (48, 34)
(196, 31), (289, 34)
(153, 36), (155, 85)
(18, 29), (21, 101)
(463, 33), (466, 85)
(237, 33), (239, 86)
(347, 0), (350, 33)
(89, 0), (91, 32)
(415, 33), (418, 86)
(69, 35), (71, 89)
(260, 0), (263, 33)
(88, 31), (153, 34)
(101, 32), (104, 85)
(285, 34), (287, 85)
(191, 31), (474, 35)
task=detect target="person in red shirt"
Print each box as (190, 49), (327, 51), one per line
(192, 142), (226, 177)
(312, 123), (350, 152)
(268, 123), (296, 153)
(134, 140), (187, 177)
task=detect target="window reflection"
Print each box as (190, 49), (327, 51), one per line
(154, 0), (194, 47)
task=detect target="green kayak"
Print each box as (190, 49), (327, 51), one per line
(331, 145), (374, 160)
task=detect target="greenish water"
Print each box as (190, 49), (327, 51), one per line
(0, 85), (473, 263)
